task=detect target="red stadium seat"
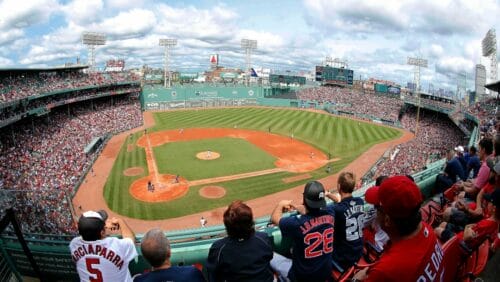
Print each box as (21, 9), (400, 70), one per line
(420, 199), (444, 226)
(440, 236), (463, 282)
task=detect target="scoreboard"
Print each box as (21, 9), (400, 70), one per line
(269, 74), (306, 85)
(315, 66), (354, 85)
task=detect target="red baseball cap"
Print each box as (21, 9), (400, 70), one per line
(364, 186), (379, 204)
(365, 176), (423, 218)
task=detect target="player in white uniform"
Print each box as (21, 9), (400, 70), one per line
(69, 210), (138, 282)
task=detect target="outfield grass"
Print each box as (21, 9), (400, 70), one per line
(153, 137), (277, 180)
(104, 107), (401, 220)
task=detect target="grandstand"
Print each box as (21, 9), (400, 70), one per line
(0, 61), (499, 281)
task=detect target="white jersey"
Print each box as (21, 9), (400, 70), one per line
(69, 236), (138, 282)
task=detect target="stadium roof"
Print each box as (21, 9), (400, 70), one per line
(0, 65), (88, 75)
(485, 80), (500, 93)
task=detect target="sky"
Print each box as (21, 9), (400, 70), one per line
(0, 0), (499, 91)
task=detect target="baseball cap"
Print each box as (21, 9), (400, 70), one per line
(364, 176), (423, 218)
(78, 210), (108, 240)
(303, 181), (326, 209)
(454, 146), (464, 153)
(483, 189), (500, 207)
(364, 186), (379, 205)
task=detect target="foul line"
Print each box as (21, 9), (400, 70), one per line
(189, 168), (285, 186)
(145, 133), (161, 184)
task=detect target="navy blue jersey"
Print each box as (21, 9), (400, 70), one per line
(206, 231), (273, 282)
(329, 196), (365, 269)
(133, 266), (205, 282)
(279, 209), (334, 282)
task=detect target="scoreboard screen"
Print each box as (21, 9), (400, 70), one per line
(315, 66), (353, 85)
(269, 74), (306, 85)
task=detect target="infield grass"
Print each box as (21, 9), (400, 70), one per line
(153, 137), (276, 180)
(103, 107), (401, 220)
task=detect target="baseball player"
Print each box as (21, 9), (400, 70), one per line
(200, 216), (207, 227)
(69, 210), (137, 282)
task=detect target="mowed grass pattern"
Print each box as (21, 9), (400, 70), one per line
(154, 137), (277, 180)
(104, 108), (401, 220)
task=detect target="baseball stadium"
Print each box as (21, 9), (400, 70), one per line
(1, 2), (500, 282)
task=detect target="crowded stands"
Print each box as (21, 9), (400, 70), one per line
(296, 86), (403, 122)
(0, 71), (139, 104)
(0, 95), (142, 234)
(374, 107), (466, 176)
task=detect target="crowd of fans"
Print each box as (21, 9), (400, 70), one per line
(0, 95), (142, 234)
(374, 107), (465, 177)
(0, 84), (141, 124)
(403, 93), (456, 110)
(296, 86), (403, 122)
(0, 71), (139, 104)
(467, 97), (498, 139)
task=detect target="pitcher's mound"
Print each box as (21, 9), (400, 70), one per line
(196, 151), (220, 160)
(123, 167), (144, 176)
(199, 186), (226, 199)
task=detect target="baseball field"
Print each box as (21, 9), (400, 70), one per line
(102, 107), (401, 220)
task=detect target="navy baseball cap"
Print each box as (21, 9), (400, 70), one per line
(78, 210), (108, 240)
(303, 181), (326, 209)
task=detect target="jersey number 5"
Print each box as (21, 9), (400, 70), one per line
(304, 228), (334, 258)
(85, 258), (103, 282)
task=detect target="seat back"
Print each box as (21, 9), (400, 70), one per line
(440, 236), (464, 282)
(471, 240), (490, 276)
(421, 200), (443, 226)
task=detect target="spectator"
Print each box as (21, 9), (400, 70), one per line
(364, 176), (391, 251)
(326, 171), (364, 271)
(206, 200), (273, 282)
(435, 149), (466, 193)
(270, 181), (334, 282)
(460, 138), (494, 197)
(69, 210), (137, 282)
(436, 187), (500, 249)
(353, 176), (445, 281)
(467, 146), (481, 178)
(134, 228), (205, 282)
(455, 145), (467, 172)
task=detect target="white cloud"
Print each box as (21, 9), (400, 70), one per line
(154, 4), (238, 41)
(105, 0), (145, 10)
(0, 0), (59, 29)
(93, 9), (156, 38)
(0, 29), (24, 45)
(436, 56), (474, 76)
(0, 56), (14, 66)
(62, 0), (103, 25)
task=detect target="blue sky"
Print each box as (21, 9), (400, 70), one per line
(0, 0), (499, 91)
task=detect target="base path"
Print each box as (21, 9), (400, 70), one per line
(136, 128), (329, 173)
(73, 110), (414, 233)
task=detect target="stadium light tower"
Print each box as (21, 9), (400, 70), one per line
(407, 56), (428, 137)
(482, 29), (497, 97)
(159, 38), (177, 88)
(81, 32), (106, 72)
(241, 39), (258, 86)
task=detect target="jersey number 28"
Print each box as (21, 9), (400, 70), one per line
(304, 228), (334, 258)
